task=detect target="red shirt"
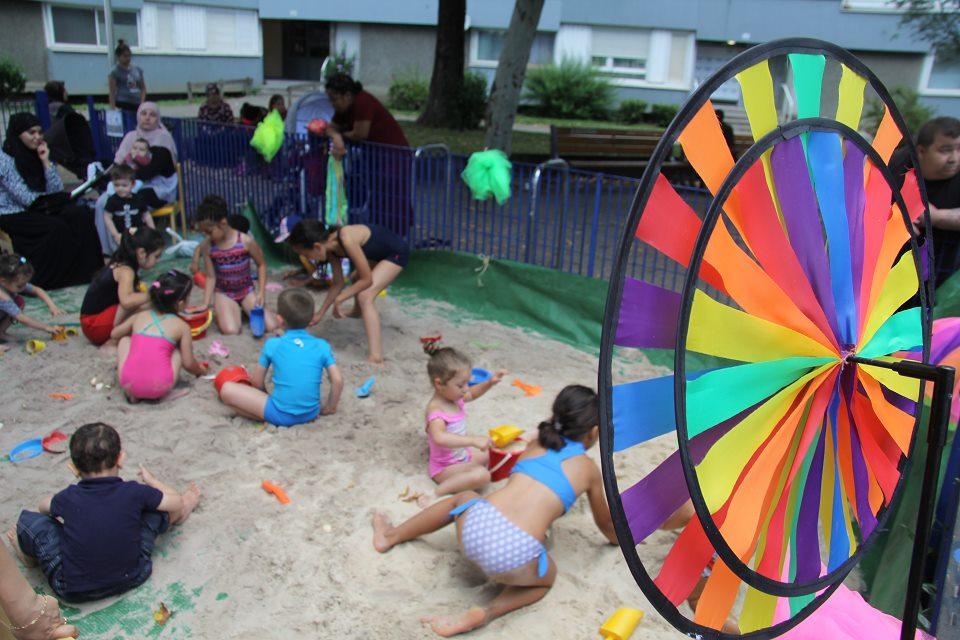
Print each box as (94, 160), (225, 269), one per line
(333, 91), (409, 148)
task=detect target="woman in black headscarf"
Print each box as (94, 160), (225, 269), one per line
(0, 113), (102, 289)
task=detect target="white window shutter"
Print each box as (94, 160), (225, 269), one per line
(140, 4), (158, 49)
(235, 11), (259, 54)
(555, 24), (590, 64)
(173, 5), (206, 51)
(646, 30), (672, 83)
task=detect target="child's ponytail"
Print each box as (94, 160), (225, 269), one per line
(148, 269), (192, 314)
(537, 385), (599, 451)
(110, 227), (165, 280)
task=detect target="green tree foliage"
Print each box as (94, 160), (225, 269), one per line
(0, 57), (26, 100)
(893, 0), (960, 60)
(863, 86), (934, 135)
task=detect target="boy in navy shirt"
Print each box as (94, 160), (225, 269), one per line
(219, 288), (343, 427)
(7, 423), (200, 602)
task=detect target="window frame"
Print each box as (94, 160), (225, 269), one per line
(920, 50), (960, 98)
(45, 3), (141, 52)
(468, 28), (555, 68)
(44, 2), (261, 58)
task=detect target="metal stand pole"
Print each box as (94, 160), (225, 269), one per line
(849, 356), (955, 640)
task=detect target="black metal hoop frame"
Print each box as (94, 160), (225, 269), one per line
(598, 37), (932, 639)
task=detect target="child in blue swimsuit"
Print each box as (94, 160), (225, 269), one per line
(372, 385), (618, 636)
(287, 219), (408, 363)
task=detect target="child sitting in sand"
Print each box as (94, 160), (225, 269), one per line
(219, 288), (343, 427)
(112, 269), (208, 401)
(8, 422), (201, 603)
(80, 227), (164, 348)
(194, 194), (277, 335)
(0, 254), (65, 348)
(418, 348), (506, 507)
(372, 385), (617, 637)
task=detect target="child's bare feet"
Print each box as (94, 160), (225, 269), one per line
(371, 511), (395, 553)
(172, 483), (202, 525)
(6, 529), (37, 567)
(421, 608), (487, 637)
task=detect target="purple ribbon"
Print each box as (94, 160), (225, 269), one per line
(771, 137), (840, 343)
(615, 277), (682, 350)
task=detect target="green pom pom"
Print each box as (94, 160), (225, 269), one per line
(461, 149), (512, 204)
(250, 110), (285, 162)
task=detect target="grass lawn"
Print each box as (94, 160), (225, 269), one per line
(399, 121), (550, 156)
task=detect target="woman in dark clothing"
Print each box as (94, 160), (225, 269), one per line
(325, 73), (413, 237)
(0, 113), (102, 289)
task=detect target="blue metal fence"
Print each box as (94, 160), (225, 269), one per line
(85, 107), (708, 291)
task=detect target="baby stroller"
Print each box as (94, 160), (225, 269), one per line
(284, 90), (369, 226)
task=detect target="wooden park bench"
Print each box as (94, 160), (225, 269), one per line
(549, 125), (687, 175)
(187, 77), (254, 100)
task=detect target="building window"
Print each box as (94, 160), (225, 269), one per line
(49, 5), (139, 47)
(591, 27), (650, 77)
(924, 50), (960, 95)
(139, 2), (258, 55)
(472, 29), (555, 65)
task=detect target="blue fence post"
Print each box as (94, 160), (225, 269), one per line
(87, 96), (106, 162)
(586, 177), (603, 278)
(34, 91), (50, 130)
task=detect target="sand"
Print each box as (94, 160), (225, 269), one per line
(0, 280), (687, 639)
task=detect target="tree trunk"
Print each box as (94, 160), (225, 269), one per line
(417, 0), (466, 128)
(483, 0), (545, 154)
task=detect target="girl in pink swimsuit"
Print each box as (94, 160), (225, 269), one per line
(113, 270), (209, 401)
(419, 347), (507, 507)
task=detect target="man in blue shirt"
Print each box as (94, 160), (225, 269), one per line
(219, 288), (343, 427)
(10, 423), (200, 602)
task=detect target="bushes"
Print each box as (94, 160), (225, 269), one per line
(456, 72), (488, 129)
(324, 46), (356, 80)
(524, 59), (614, 120)
(647, 103), (679, 127)
(388, 74), (429, 112)
(863, 86), (934, 136)
(616, 99), (648, 124)
(0, 57), (26, 100)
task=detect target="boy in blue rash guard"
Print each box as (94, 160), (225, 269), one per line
(219, 288), (343, 426)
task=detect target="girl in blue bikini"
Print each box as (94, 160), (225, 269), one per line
(287, 219), (408, 363)
(372, 385), (618, 637)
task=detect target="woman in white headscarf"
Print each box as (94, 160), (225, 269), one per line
(95, 102), (179, 254)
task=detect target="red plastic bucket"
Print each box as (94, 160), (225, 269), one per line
(214, 365), (252, 395)
(182, 309), (213, 339)
(488, 442), (525, 482)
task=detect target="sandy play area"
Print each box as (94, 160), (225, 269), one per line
(0, 265), (688, 639)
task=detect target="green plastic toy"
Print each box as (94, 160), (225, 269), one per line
(250, 110), (285, 163)
(461, 149), (512, 204)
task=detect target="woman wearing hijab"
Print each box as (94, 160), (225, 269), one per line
(95, 102), (179, 253)
(0, 113), (102, 289)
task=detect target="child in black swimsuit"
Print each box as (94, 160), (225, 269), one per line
(287, 220), (408, 363)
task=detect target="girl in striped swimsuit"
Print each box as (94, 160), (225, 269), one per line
(194, 195), (277, 335)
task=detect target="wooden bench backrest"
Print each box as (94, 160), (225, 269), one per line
(551, 126), (667, 158)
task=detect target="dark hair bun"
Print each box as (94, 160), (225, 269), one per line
(536, 419), (566, 450)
